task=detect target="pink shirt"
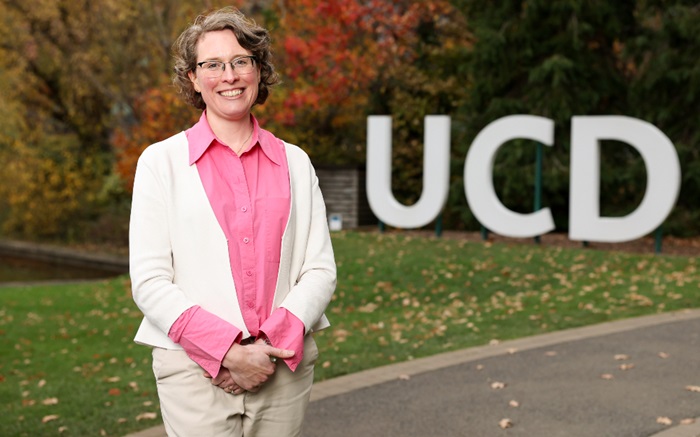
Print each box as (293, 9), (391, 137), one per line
(167, 112), (305, 376)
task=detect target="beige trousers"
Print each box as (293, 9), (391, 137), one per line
(152, 335), (318, 437)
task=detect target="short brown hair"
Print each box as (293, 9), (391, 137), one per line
(172, 7), (279, 109)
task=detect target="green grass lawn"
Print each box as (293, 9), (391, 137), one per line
(1, 231), (698, 436)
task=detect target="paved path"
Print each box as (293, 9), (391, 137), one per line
(126, 309), (700, 437)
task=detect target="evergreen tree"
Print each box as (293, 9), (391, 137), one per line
(450, 0), (641, 231)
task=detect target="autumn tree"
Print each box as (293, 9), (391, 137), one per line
(256, 0), (471, 220)
(115, 0), (472, 195)
(0, 0), (226, 239)
(364, 1), (471, 210)
(112, 0), (267, 192)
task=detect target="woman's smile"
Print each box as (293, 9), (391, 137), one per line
(189, 29), (260, 126)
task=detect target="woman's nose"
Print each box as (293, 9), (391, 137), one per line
(221, 63), (238, 81)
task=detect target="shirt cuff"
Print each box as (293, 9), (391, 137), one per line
(168, 306), (242, 378)
(259, 308), (305, 372)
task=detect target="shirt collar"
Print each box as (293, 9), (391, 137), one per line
(186, 111), (284, 166)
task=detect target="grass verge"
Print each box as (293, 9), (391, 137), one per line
(1, 231), (698, 436)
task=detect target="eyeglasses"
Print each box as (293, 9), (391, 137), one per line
(196, 56), (257, 78)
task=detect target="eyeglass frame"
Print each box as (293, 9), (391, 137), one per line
(195, 55), (258, 77)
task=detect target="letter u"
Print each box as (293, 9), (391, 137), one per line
(366, 116), (450, 228)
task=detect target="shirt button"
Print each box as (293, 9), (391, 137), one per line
(246, 270), (253, 276)
(241, 206), (247, 212)
(243, 237), (250, 244)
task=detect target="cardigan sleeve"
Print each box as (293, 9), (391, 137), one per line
(129, 146), (197, 336)
(277, 147), (337, 333)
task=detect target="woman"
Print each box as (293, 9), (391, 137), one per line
(129, 7), (336, 436)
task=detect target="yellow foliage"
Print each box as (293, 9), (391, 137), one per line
(0, 136), (102, 238)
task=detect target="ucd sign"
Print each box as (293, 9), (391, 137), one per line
(366, 115), (681, 243)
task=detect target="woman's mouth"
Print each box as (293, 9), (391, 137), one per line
(220, 89), (243, 97)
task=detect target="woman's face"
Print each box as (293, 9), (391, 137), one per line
(188, 29), (259, 126)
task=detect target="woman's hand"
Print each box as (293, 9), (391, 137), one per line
(221, 341), (294, 392)
(204, 367), (245, 395)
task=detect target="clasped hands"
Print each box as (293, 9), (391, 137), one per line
(204, 338), (294, 395)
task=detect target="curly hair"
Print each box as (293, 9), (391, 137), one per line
(172, 7), (280, 109)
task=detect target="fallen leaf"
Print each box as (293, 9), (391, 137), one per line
(509, 400), (520, 408)
(37, 379), (46, 388)
(108, 388), (121, 396)
(657, 417), (673, 426)
(600, 374), (614, 380)
(42, 415), (59, 423)
(322, 361), (331, 368)
(117, 418), (128, 423)
(135, 412), (157, 421)
(658, 352), (670, 359)
(42, 398), (59, 405)
(398, 374), (410, 381)
(499, 418), (514, 429)
(507, 348), (518, 354)
(491, 381), (506, 390)
(489, 339), (500, 346)
(58, 426), (68, 433)
(680, 418), (696, 425)
(544, 351), (557, 357)
(614, 354), (630, 361)
(619, 364), (635, 371)
(685, 385), (700, 393)
(106, 376), (120, 383)
(358, 303), (379, 313)
(332, 329), (349, 343)
(129, 381), (139, 390)
(475, 364), (485, 371)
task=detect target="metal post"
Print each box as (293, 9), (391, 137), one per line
(435, 214), (443, 237)
(481, 225), (489, 241)
(655, 226), (663, 254)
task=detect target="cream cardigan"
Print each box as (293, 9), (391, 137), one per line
(129, 131), (336, 349)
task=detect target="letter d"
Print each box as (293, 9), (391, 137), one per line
(569, 116), (681, 242)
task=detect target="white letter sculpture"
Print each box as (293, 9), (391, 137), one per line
(569, 116), (681, 242)
(366, 116), (450, 228)
(464, 115), (556, 238)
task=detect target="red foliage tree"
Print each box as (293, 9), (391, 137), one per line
(112, 84), (199, 190)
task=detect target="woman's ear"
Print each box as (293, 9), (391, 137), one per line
(188, 71), (200, 93)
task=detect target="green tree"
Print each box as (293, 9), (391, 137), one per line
(625, 1), (700, 235)
(449, 0), (641, 231)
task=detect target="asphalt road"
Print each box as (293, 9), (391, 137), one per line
(302, 312), (700, 437)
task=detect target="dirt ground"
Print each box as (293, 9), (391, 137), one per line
(374, 229), (700, 257)
(69, 229), (700, 259)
